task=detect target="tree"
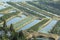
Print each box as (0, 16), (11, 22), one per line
(10, 24), (15, 32)
(12, 32), (18, 40)
(3, 19), (7, 27)
(1, 33), (9, 40)
(3, 19), (8, 34)
(18, 30), (24, 38)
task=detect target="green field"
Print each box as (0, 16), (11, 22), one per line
(7, 2), (46, 18)
(28, 18), (50, 31)
(0, 6), (13, 12)
(0, 1), (60, 40)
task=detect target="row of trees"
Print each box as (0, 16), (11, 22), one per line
(0, 19), (56, 40)
(0, 19), (26, 40)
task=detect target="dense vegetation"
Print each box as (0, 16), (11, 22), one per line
(0, 20), (26, 40)
(27, 1), (60, 15)
(50, 21), (60, 35)
(43, 1), (60, 10)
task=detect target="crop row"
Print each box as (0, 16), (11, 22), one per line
(0, 6), (13, 12)
(28, 18), (50, 31)
(7, 2), (45, 18)
(0, 11), (20, 23)
(27, 1), (60, 15)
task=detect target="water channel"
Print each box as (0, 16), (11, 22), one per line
(0, 1), (59, 40)
(0, 14), (4, 17)
(7, 15), (26, 25)
(17, 20), (41, 32)
(39, 20), (58, 34)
